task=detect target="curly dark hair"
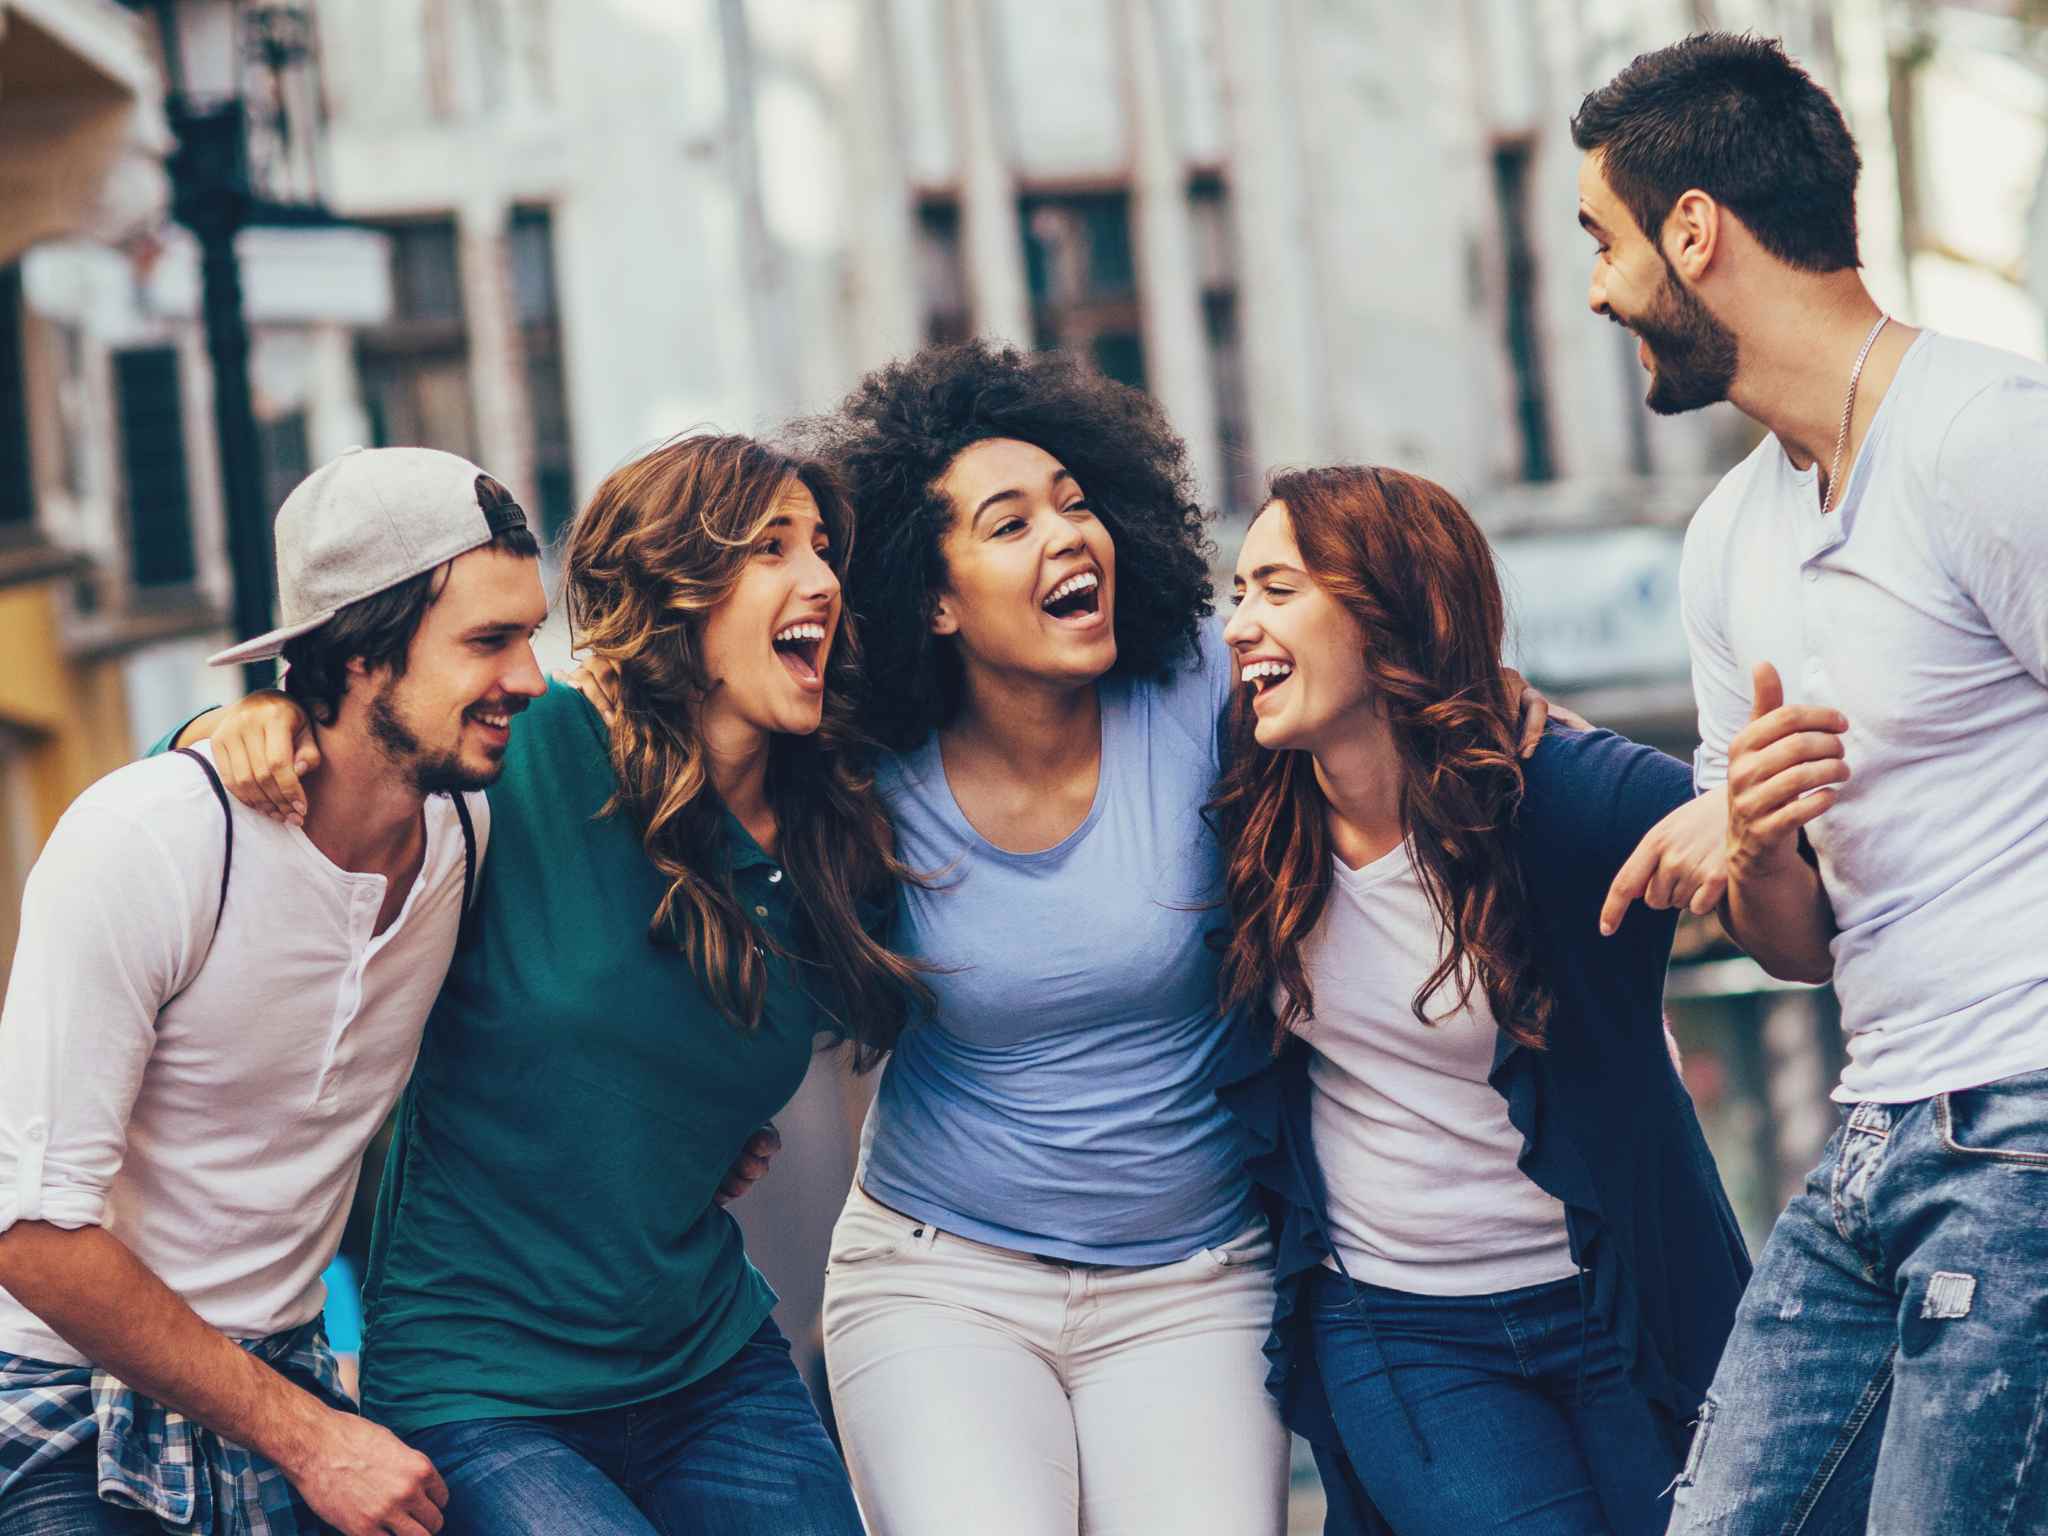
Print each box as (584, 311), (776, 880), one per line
(801, 341), (1214, 751)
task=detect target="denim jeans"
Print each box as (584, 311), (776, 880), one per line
(404, 1318), (862, 1536)
(0, 1445), (161, 1536)
(1669, 1065), (2048, 1536)
(1309, 1265), (1682, 1536)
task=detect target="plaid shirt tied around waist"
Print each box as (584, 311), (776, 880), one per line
(0, 1319), (348, 1534)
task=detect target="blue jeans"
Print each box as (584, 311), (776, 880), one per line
(0, 1445), (160, 1536)
(405, 1319), (862, 1536)
(1310, 1266), (1681, 1536)
(1670, 1066), (2048, 1536)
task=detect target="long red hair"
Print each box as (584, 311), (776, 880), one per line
(1209, 466), (1553, 1050)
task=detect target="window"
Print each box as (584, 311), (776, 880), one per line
(259, 411), (311, 537)
(1019, 191), (1146, 390)
(359, 218), (478, 463)
(0, 266), (33, 528)
(114, 347), (197, 591)
(510, 207), (575, 538)
(915, 197), (971, 346)
(1189, 174), (1253, 516)
(1492, 142), (1556, 484)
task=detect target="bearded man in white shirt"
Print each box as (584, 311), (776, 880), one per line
(1574, 33), (2048, 1536)
(0, 448), (547, 1536)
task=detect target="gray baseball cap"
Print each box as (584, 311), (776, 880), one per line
(209, 446), (531, 668)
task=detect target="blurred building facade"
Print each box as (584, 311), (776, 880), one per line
(0, 0), (191, 980)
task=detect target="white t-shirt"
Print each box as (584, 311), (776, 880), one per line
(0, 745), (487, 1362)
(1683, 331), (2048, 1104)
(1282, 843), (1575, 1297)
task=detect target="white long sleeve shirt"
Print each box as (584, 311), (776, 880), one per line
(0, 744), (486, 1362)
(1682, 332), (2048, 1104)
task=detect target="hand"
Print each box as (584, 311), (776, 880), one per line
(1600, 787), (1730, 936)
(208, 691), (318, 824)
(1727, 662), (1848, 879)
(714, 1124), (782, 1205)
(1501, 669), (1568, 759)
(285, 1407), (447, 1536)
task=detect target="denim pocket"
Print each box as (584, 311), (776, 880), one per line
(1676, 1399), (1715, 1489)
(1935, 1075), (2048, 1169)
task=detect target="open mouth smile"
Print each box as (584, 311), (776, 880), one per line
(1041, 570), (1104, 626)
(1240, 659), (1294, 702)
(465, 704), (521, 742)
(772, 621), (829, 691)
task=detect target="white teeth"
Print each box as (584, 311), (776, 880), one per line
(773, 622), (826, 644)
(1239, 661), (1294, 685)
(1042, 571), (1099, 608)
(474, 712), (509, 728)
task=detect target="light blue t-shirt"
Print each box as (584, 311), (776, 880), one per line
(858, 620), (1256, 1264)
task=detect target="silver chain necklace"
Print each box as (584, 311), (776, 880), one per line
(1820, 314), (1890, 517)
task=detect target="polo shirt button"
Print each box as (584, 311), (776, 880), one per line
(1803, 568), (1819, 584)
(754, 905), (769, 918)
(768, 869), (783, 883)
(25, 1120), (46, 1144)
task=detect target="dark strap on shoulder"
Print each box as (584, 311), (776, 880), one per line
(448, 791), (478, 912)
(175, 747), (233, 937)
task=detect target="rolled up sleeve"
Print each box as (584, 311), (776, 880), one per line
(0, 804), (201, 1236)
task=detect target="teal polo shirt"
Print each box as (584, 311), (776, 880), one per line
(358, 681), (822, 1435)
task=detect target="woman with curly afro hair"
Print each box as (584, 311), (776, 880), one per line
(802, 343), (1568, 1535)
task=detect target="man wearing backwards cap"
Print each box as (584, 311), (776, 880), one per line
(0, 448), (546, 1536)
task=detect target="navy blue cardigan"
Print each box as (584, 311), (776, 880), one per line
(1215, 728), (1753, 1534)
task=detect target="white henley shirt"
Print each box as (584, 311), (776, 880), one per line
(0, 743), (486, 1362)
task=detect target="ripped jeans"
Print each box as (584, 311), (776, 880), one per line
(1669, 1064), (2048, 1536)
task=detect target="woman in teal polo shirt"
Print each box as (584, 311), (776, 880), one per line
(186, 433), (921, 1535)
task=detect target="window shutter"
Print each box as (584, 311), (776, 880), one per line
(0, 267), (34, 528)
(115, 347), (198, 589)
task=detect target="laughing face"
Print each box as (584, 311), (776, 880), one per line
(930, 437), (1118, 693)
(1224, 499), (1375, 754)
(364, 544), (548, 793)
(1578, 150), (1738, 415)
(697, 479), (842, 742)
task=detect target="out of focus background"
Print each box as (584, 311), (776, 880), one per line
(2, 0), (2044, 1522)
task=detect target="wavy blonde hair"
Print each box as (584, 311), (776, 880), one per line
(564, 432), (926, 1063)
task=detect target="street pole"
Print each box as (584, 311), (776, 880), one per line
(167, 100), (276, 696)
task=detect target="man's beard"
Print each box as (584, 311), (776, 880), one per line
(1622, 256), (1739, 415)
(368, 675), (502, 795)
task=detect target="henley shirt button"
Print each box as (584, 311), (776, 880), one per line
(24, 1120), (46, 1144)
(768, 869), (783, 883)
(754, 905), (769, 918)
(1803, 569), (1819, 584)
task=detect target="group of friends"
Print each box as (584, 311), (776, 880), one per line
(1, 31), (2043, 1536)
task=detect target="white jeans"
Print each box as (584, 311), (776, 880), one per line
(821, 1182), (1290, 1536)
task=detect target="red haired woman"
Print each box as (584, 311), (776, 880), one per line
(1210, 467), (1751, 1536)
